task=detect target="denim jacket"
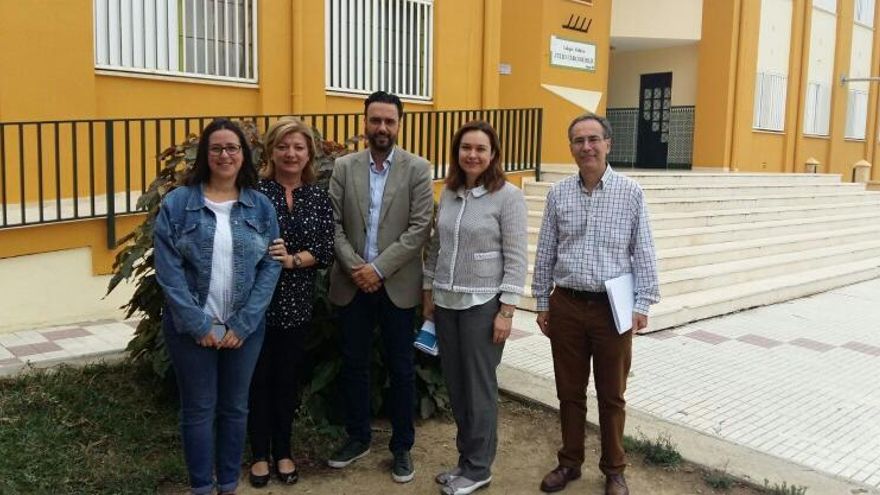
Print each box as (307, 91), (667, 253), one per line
(154, 184), (282, 340)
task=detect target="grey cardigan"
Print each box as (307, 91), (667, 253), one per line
(423, 182), (528, 299)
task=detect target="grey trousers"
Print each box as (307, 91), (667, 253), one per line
(434, 296), (504, 482)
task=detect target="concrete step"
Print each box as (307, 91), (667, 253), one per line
(521, 180), (864, 199)
(656, 225), (880, 271)
(652, 211), (880, 249)
(642, 183), (865, 200)
(525, 210), (878, 247)
(517, 257), (880, 329)
(521, 225), (880, 290)
(524, 200), (880, 229)
(659, 238), (880, 297)
(647, 257), (880, 331)
(538, 165), (844, 185)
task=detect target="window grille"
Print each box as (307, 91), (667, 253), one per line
(855, 0), (875, 26)
(94, 0), (257, 83)
(804, 81), (831, 135)
(845, 89), (869, 138)
(753, 72), (787, 131)
(325, 0), (434, 100)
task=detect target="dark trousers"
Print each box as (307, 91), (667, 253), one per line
(338, 287), (416, 453)
(247, 323), (307, 463)
(435, 296), (503, 482)
(164, 321), (265, 495)
(549, 288), (632, 475)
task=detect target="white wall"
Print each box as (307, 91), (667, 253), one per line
(607, 44), (699, 108)
(610, 0), (702, 41)
(0, 248), (134, 334)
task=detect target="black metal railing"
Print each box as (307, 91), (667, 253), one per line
(0, 108), (542, 246)
(606, 105), (694, 169)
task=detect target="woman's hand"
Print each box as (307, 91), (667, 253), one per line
(218, 329), (243, 349)
(493, 305), (514, 344)
(422, 290), (435, 322)
(197, 333), (220, 348)
(269, 238), (293, 268)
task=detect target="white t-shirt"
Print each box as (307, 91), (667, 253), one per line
(203, 198), (236, 323)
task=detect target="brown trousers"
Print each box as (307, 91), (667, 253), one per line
(549, 287), (632, 475)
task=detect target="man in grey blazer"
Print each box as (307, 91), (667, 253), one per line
(326, 90), (434, 483)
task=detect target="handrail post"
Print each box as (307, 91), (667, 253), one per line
(535, 108), (543, 181)
(105, 121), (116, 249)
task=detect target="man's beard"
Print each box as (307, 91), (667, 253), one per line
(368, 132), (396, 152)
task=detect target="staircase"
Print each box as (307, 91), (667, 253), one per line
(519, 165), (880, 332)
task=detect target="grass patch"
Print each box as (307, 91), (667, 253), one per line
(623, 432), (683, 468)
(762, 479), (808, 495)
(0, 362), (185, 494)
(703, 465), (735, 491)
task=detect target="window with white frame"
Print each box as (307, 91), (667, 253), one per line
(804, 1), (836, 135)
(805, 82), (832, 135)
(754, 0), (793, 131)
(94, 0), (258, 83)
(846, 89), (869, 138)
(325, 0), (434, 100)
(855, 0), (875, 26)
(813, 0), (837, 12)
(846, 2), (874, 139)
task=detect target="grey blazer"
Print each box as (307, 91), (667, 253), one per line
(328, 147), (434, 308)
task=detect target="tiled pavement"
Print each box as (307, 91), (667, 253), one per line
(2, 280), (879, 492)
(0, 320), (135, 376)
(503, 278), (880, 492)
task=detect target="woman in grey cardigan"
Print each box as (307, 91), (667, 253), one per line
(423, 120), (528, 495)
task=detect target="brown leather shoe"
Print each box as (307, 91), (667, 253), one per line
(539, 465), (581, 492)
(605, 473), (629, 495)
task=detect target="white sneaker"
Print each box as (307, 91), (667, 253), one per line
(441, 475), (492, 495)
(435, 466), (463, 485)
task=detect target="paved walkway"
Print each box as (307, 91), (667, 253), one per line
(502, 278), (880, 494)
(2, 280), (879, 494)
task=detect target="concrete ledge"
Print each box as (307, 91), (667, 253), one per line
(498, 363), (879, 495)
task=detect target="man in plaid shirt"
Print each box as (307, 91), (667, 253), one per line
(532, 114), (659, 495)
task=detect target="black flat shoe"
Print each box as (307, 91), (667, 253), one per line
(249, 461), (270, 488)
(275, 462), (299, 485)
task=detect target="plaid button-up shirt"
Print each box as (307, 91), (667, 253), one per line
(531, 165), (660, 314)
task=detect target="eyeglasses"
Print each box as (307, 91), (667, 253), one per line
(208, 144), (242, 156)
(570, 135), (608, 148)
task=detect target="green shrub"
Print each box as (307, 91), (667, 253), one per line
(762, 479), (808, 495)
(703, 466), (735, 490)
(623, 431), (683, 468)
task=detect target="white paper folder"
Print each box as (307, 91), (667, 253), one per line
(604, 273), (635, 334)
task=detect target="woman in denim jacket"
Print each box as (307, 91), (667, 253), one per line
(422, 121), (528, 495)
(154, 119), (281, 495)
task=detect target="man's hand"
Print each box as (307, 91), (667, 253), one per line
(632, 312), (648, 333)
(351, 264), (382, 293)
(536, 311), (550, 337)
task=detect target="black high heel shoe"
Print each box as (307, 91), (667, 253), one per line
(275, 459), (299, 485)
(248, 460), (270, 488)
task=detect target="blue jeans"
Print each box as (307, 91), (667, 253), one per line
(164, 322), (265, 494)
(338, 288), (415, 453)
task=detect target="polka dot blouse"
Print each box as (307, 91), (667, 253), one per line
(259, 179), (335, 329)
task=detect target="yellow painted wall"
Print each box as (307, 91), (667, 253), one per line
(695, 0), (880, 179)
(692, 0), (740, 169)
(498, 0), (611, 163)
(607, 44), (700, 108)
